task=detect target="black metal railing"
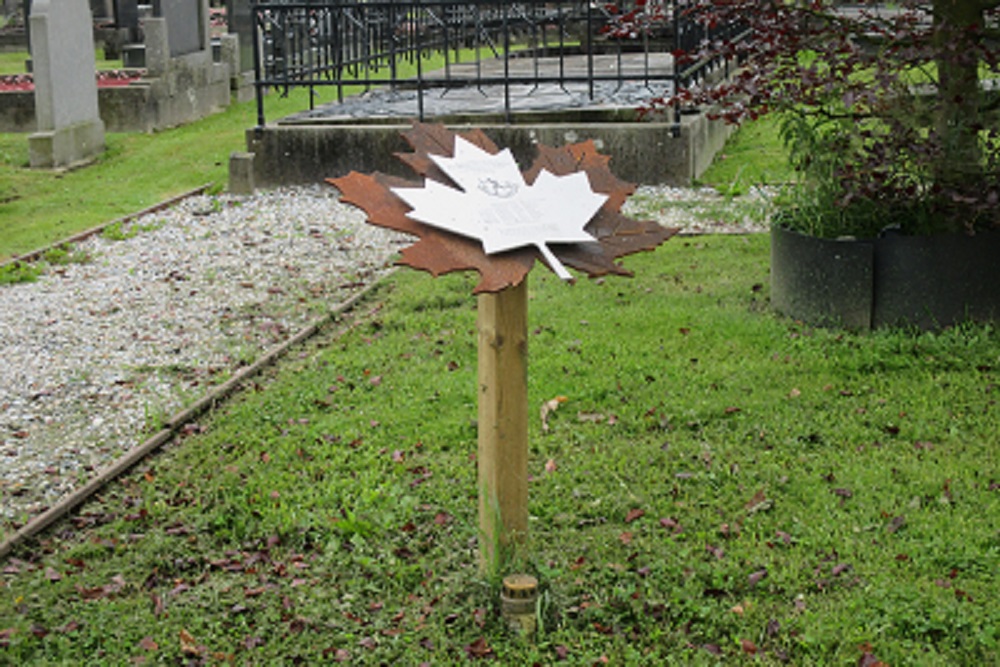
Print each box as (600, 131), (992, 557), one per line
(249, 0), (748, 127)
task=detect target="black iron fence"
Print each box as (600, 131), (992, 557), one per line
(249, 0), (748, 127)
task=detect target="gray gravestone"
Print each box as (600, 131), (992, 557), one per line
(142, 15), (168, 75)
(114, 0), (139, 37)
(115, 0), (142, 65)
(22, 0), (32, 53)
(153, 0), (204, 57)
(228, 151), (255, 195)
(226, 0), (253, 72)
(28, 0), (105, 168)
(90, 0), (112, 18)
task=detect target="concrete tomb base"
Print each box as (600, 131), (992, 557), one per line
(28, 117), (105, 169)
(248, 111), (731, 188)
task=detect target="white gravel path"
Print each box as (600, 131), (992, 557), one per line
(0, 184), (770, 528)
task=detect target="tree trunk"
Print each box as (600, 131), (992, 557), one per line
(932, 0), (985, 231)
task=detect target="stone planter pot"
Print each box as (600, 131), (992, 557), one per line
(770, 225), (1000, 330)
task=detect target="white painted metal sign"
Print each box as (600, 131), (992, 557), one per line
(392, 137), (607, 280)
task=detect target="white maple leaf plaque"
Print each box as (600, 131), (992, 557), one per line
(391, 137), (608, 281)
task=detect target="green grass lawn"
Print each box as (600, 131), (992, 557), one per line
(0, 51), (29, 76)
(4, 54), (995, 665)
(0, 50), (125, 76)
(696, 116), (793, 193)
(2, 239), (998, 664)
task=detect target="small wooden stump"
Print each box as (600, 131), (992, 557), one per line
(476, 278), (529, 573)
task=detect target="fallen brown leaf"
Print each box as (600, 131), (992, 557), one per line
(540, 395), (568, 433)
(624, 508), (645, 523)
(179, 628), (201, 657)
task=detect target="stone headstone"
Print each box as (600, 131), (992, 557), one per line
(28, 0), (105, 168)
(114, 0), (141, 64)
(22, 0), (32, 52)
(122, 43), (146, 67)
(142, 16), (168, 75)
(226, 0), (254, 72)
(114, 0), (139, 38)
(90, 0), (112, 18)
(218, 31), (238, 70)
(153, 0), (205, 57)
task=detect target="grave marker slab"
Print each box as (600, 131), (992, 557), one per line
(90, 0), (112, 18)
(28, 0), (105, 168)
(114, 0), (139, 37)
(153, 0), (205, 57)
(225, 0), (253, 72)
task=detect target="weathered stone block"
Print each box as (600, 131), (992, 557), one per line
(228, 151), (255, 194)
(29, 118), (106, 168)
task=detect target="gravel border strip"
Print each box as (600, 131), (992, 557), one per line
(0, 183), (213, 269)
(0, 185), (405, 532)
(0, 281), (385, 560)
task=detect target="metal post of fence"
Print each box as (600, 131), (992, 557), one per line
(586, 0), (594, 100)
(672, 0), (682, 132)
(642, 7), (650, 90)
(388, 2), (398, 90)
(252, 2), (266, 127)
(443, 2), (453, 84)
(416, 6), (425, 121)
(558, 1), (566, 89)
(474, 4), (484, 91)
(502, 1), (510, 123)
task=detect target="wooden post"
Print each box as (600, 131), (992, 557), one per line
(477, 278), (529, 573)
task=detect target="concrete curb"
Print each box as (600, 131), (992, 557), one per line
(246, 112), (734, 190)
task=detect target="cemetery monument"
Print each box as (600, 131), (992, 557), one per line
(28, 0), (105, 168)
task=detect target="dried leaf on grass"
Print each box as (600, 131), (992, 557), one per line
(540, 395), (568, 433)
(179, 628), (201, 656)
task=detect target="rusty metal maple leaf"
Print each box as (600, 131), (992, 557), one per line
(328, 123), (678, 293)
